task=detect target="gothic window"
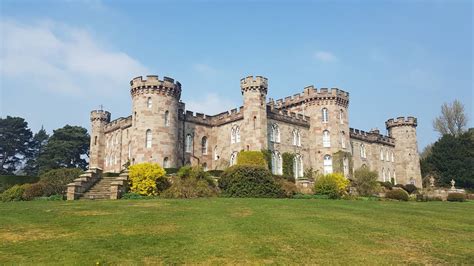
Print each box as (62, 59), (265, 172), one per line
(145, 129), (152, 148)
(323, 154), (333, 174)
(323, 130), (331, 148)
(292, 129), (301, 146)
(341, 132), (346, 149)
(147, 97), (152, 108)
(214, 146), (219, 160)
(202, 163), (208, 171)
(360, 144), (366, 158)
(164, 111), (170, 126)
(322, 108), (329, 123)
(271, 124), (280, 143)
(114, 154), (118, 165)
(163, 157), (169, 168)
(293, 154), (303, 179)
(339, 109), (344, 124)
(231, 125), (240, 144)
(185, 134), (193, 153)
(388, 169), (391, 182)
(382, 168), (386, 182)
(128, 143), (131, 159)
(391, 152), (394, 162)
(230, 151), (238, 166)
(271, 151), (283, 175)
(201, 136), (208, 155)
(386, 150), (390, 162)
(380, 148), (384, 161)
(393, 171), (396, 184)
(94, 136), (97, 145)
(343, 156), (349, 177)
(105, 155), (108, 167)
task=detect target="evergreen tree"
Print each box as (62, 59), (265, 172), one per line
(37, 125), (90, 174)
(421, 130), (474, 189)
(23, 127), (49, 176)
(0, 116), (33, 174)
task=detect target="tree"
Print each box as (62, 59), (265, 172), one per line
(353, 167), (380, 196)
(433, 100), (468, 136)
(23, 127), (49, 176)
(37, 125), (90, 174)
(420, 130), (474, 189)
(0, 116), (33, 174)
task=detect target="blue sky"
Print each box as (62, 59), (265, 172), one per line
(1, 0), (472, 150)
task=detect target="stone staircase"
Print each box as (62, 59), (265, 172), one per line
(80, 177), (116, 200)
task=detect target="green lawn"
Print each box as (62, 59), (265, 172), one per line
(0, 198), (473, 264)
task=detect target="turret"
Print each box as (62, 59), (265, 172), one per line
(240, 76), (268, 150)
(385, 116), (422, 187)
(130, 75), (181, 167)
(89, 110), (111, 169)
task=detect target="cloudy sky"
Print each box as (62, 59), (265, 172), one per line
(1, 0), (472, 150)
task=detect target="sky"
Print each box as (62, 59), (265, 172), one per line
(0, 0), (472, 151)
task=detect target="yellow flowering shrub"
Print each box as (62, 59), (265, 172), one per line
(128, 163), (166, 196)
(314, 173), (350, 199)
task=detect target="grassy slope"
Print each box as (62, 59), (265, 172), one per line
(0, 198), (472, 264)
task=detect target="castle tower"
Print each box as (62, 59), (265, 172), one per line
(240, 76), (268, 151)
(386, 117), (422, 187)
(89, 110), (111, 169)
(130, 75), (181, 167)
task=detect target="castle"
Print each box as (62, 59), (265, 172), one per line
(89, 75), (423, 187)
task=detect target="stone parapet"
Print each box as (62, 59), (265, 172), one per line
(271, 86), (349, 109)
(90, 110), (111, 123)
(104, 115), (132, 133)
(240, 76), (268, 94)
(66, 168), (102, 200)
(179, 107), (244, 127)
(386, 116), (417, 129)
(110, 170), (129, 200)
(130, 75), (182, 99)
(349, 128), (395, 146)
(267, 109), (310, 128)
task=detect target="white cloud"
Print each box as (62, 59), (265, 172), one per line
(192, 63), (217, 76)
(0, 19), (148, 96)
(185, 93), (239, 115)
(313, 51), (338, 62)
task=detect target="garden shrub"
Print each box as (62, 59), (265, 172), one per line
(207, 170), (224, 177)
(394, 184), (405, 189)
(282, 152), (295, 177)
(416, 194), (443, 202)
(1, 184), (28, 202)
(261, 149), (273, 170)
(128, 163), (166, 196)
(155, 177), (171, 194)
(164, 168), (179, 175)
(314, 173), (349, 199)
(236, 151), (268, 168)
(274, 176), (298, 198)
(161, 166), (218, 198)
(0, 175), (39, 193)
(219, 165), (283, 198)
(447, 193), (466, 202)
(22, 182), (47, 200)
(380, 181), (393, 190)
(385, 188), (409, 201)
(353, 167), (380, 196)
(403, 184), (418, 194)
(39, 168), (83, 196)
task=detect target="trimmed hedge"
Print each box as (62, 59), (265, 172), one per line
(0, 175), (39, 193)
(385, 188), (409, 201)
(22, 182), (47, 201)
(219, 165), (283, 198)
(236, 151), (268, 168)
(1, 184), (28, 202)
(39, 168), (83, 196)
(447, 193), (466, 202)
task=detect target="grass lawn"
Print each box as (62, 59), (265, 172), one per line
(0, 198), (473, 264)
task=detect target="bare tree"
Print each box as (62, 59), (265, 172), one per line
(433, 100), (468, 136)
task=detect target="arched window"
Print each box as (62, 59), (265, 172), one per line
(386, 150), (390, 162)
(341, 132), (346, 149)
(392, 171), (396, 184)
(323, 155), (333, 174)
(343, 156), (349, 177)
(163, 157), (169, 168)
(114, 154), (117, 165)
(202, 163), (208, 171)
(128, 143), (131, 159)
(94, 136), (97, 145)
(147, 97), (152, 108)
(185, 134), (192, 153)
(293, 154), (303, 179)
(360, 144), (366, 158)
(231, 125), (240, 144)
(323, 130), (331, 148)
(391, 152), (394, 162)
(271, 151), (283, 175)
(382, 168), (386, 182)
(145, 129), (152, 148)
(134, 112), (137, 125)
(164, 111), (169, 126)
(293, 129), (301, 146)
(339, 109), (344, 124)
(271, 124), (280, 143)
(105, 155), (109, 167)
(380, 148), (384, 161)
(387, 169), (391, 182)
(322, 108), (329, 123)
(230, 152), (238, 166)
(201, 136), (208, 155)
(115, 134), (119, 145)
(214, 146), (218, 160)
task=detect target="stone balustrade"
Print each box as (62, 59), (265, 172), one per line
(67, 168), (102, 200)
(110, 170), (129, 200)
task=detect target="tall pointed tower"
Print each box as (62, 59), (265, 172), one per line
(386, 116), (422, 187)
(240, 76), (268, 151)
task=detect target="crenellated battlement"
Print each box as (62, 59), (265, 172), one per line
(130, 75), (182, 99)
(90, 110), (111, 123)
(104, 116), (132, 133)
(271, 86), (349, 109)
(267, 108), (310, 128)
(349, 127), (395, 146)
(179, 107), (244, 127)
(240, 75), (268, 94)
(385, 116), (417, 129)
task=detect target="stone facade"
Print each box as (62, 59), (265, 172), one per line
(89, 74), (423, 187)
